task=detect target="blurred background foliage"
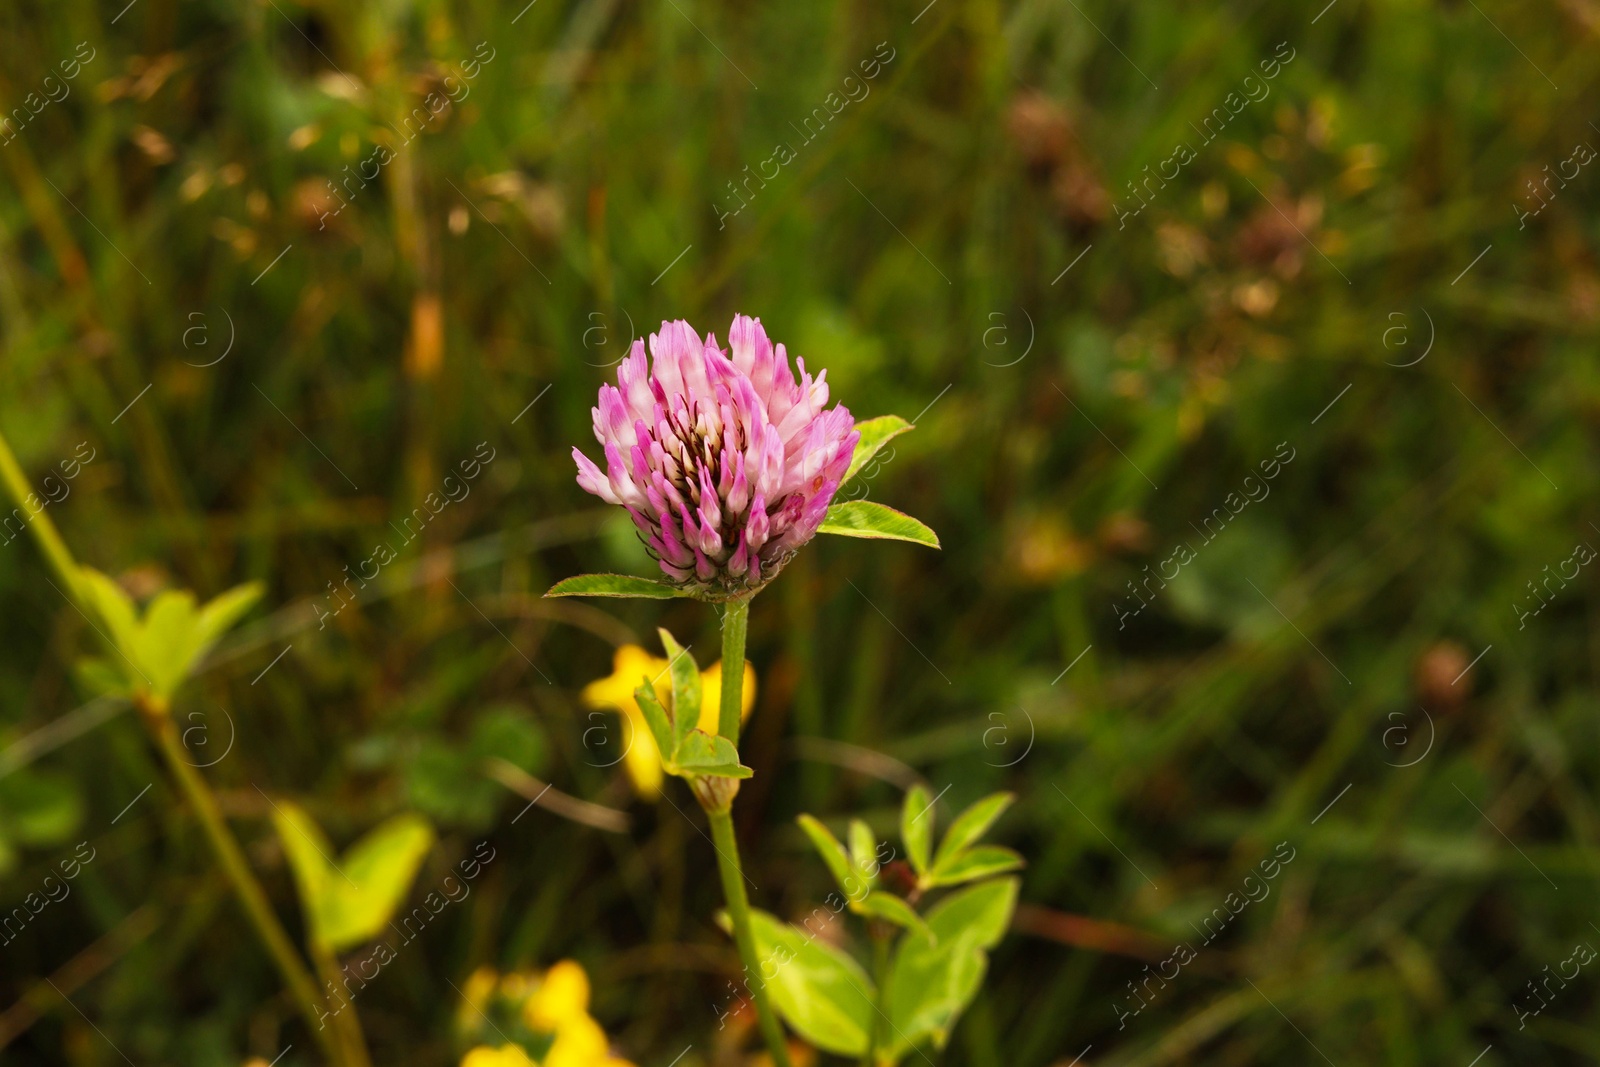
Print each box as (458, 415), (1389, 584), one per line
(1, 0), (1597, 1063)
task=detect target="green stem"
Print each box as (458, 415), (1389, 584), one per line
(707, 805), (792, 1067)
(0, 427), (83, 595)
(147, 707), (344, 1063)
(312, 940), (374, 1067)
(862, 927), (892, 1067)
(718, 598), (750, 744)
(0, 422), (344, 1062)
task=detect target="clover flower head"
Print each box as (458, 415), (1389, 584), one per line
(573, 316), (859, 597)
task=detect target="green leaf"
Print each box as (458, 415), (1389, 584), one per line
(78, 568), (141, 668)
(932, 793), (1013, 870)
(72, 570), (263, 701)
(657, 628), (702, 753)
(818, 501), (940, 548)
(926, 875), (1018, 947)
(843, 415), (913, 484)
(193, 581), (264, 656)
(883, 878), (1020, 1061)
(673, 730), (752, 779)
(902, 785), (934, 876)
(849, 818), (880, 889)
(271, 801), (335, 945)
(0, 769), (85, 845)
(748, 908), (876, 1056)
(270, 800), (436, 953)
(797, 814), (862, 900)
(321, 813), (435, 952)
(157, 581), (261, 695)
(141, 589), (201, 697)
(633, 683), (675, 765)
(74, 657), (133, 700)
(857, 892), (933, 940)
(927, 845), (1025, 888)
(545, 573), (689, 598)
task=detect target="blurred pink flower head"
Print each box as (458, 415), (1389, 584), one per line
(573, 316), (858, 597)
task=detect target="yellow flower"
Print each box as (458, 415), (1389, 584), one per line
(699, 659), (756, 738)
(456, 966), (500, 1029)
(543, 1014), (607, 1067)
(459, 962), (634, 1067)
(582, 646), (669, 798)
(581, 644), (755, 799)
(460, 1045), (536, 1067)
(524, 959), (590, 1031)
(545, 1013), (637, 1067)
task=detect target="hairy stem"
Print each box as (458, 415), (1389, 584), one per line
(147, 705), (344, 1062)
(706, 805), (792, 1067)
(718, 598), (750, 743)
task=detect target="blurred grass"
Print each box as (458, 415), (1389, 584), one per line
(2, 0), (1599, 1063)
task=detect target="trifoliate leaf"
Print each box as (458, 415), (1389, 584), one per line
(270, 800), (435, 953)
(75, 569), (262, 701)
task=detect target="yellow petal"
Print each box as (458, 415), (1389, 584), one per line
(456, 966), (500, 1028)
(542, 1015), (610, 1067)
(524, 959), (591, 1031)
(581, 646), (668, 713)
(619, 712), (663, 798)
(460, 1045), (535, 1067)
(582, 646), (674, 801)
(696, 660), (756, 734)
